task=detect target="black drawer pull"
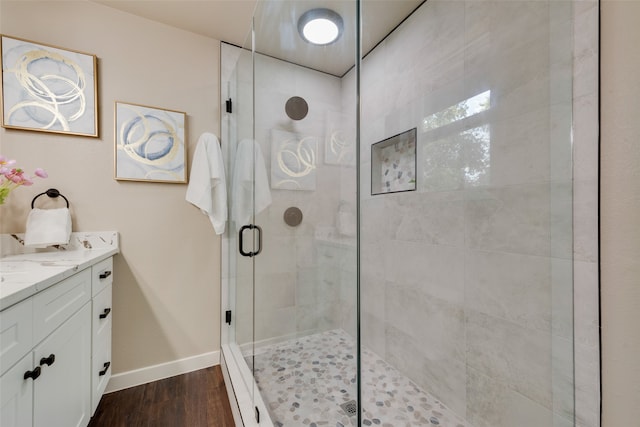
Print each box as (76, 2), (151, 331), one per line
(40, 354), (55, 366)
(24, 366), (41, 381)
(99, 270), (112, 279)
(99, 308), (112, 319)
(99, 361), (111, 376)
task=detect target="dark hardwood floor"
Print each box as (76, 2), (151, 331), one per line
(88, 366), (236, 427)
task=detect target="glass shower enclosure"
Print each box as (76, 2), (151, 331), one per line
(220, 1), (359, 424)
(221, 0), (579, 426)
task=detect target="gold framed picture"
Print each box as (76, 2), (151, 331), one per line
(114, 101), (187, 183)
(1, 35), (98, 137)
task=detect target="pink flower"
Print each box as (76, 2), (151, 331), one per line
(10, 174), (23, 184)
(0, 156), (16, 167)
(0, 155), (47, 205)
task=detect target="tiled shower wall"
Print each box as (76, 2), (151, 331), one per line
(227, 44), (353, 346)
(341, 1), (599, 427)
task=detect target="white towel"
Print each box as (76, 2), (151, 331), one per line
(232, 139), (272, 231)
(186, 132), (227, 234)
(24, 208), (72, 247)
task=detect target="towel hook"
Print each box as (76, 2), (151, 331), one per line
(31, 188), (69, 209)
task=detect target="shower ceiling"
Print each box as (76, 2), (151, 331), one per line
(90, 0), (424, 76)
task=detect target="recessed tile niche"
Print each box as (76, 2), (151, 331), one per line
(371, 128), (417, 195)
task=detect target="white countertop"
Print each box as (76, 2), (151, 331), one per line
(0, 232), (119, 311)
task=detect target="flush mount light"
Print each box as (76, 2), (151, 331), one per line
(297, 8), (344, 45)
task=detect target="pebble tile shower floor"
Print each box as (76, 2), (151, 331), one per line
(250, 329), (472, 427)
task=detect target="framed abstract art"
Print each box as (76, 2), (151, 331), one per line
(114, 101), (187, 183)
(1, 35), (98, 137)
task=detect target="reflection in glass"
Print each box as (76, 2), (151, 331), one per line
(422, 90), (491, 132)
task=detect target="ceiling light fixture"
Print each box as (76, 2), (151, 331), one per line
(297, 8), (344, 46)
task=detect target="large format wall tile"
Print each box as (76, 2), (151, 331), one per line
(296, 300), (340, 334)
(361, 312), (386, 360)
(361, 197), (391, 244)
(550, 181), (575, 260)
(385, 191), (465, 246)
(551, 258), (574, 340)
(255, 306), (297, 342)
(465, 184), (551, 257)
(385, 323), (467, 417)
(465, 309), (552, 408)
(383, 240), (465, 304)
(465, 249), (552, 332)
(467, 366), (554, 427)
(552, 334), (575, 421)
(254, 272), (296, 311)
(489, 108), (551, 187)
(385, 282), (466, 362)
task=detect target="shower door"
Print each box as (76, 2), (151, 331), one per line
(221, 37), (268, 425)
(248, 1), (361, 425)
(222, 1), (361, 420)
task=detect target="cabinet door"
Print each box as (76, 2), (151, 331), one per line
(0, 352), (34, 427)
(0, 298), (33, 377)
(34, 303), (91, 427)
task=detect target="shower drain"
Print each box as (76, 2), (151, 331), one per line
(340, 400), (358, 417)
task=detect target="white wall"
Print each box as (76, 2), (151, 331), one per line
(0, 1), (222, 379)
(600, 1), (640, 424)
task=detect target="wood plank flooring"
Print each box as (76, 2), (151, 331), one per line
(88, 366), (236, 427)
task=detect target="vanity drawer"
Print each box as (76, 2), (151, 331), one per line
(33, 269), (91, 344)
(92, 258), (113, 297)
(91, 321), (111, 415)
(92, 284), (112, 340)
(0, 298), (33, 376)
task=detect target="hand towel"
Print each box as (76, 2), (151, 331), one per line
(186, 132), (227, 234)
(231, 139), (272, 231)
(24, 207), (72, 247)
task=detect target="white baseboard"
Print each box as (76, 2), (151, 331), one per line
(104, 350), (220, 393)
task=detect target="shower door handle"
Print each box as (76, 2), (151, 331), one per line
(254, 225), (262, 256)
(239, 225), (252, 257)
(239, 224), (262, 257)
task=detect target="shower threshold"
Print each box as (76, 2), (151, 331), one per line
(250, 329), (472, 427)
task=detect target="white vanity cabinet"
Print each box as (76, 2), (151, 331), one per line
(90, 257), (113, 415)
(33, 303), (92, 427)
(0, 300), (34, 427)
(0, 256), (114, 427)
